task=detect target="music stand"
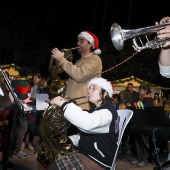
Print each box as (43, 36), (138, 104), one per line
(0, 83), (12, 111)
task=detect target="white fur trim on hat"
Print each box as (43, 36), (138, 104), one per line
(88, 77), (113, 98)
(78, 31), (101, 55)
(78, 32), (94, 48)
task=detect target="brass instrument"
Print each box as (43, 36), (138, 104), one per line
(48, 47), (79, 98)
(37, 47), (80, 168)
(37, 96), (87, 167)
(110, 22), (170, 52)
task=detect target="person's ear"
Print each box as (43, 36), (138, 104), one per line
(104, 91), (107, 97)
(88, 42), (93, 48)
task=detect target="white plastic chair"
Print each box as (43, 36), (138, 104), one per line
(110, 109), (133, 170)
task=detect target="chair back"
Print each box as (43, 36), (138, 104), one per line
(110, 109), (133, 170)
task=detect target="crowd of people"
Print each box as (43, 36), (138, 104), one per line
(0, 16), (170, 169)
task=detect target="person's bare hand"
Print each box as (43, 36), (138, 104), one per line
(45, 99), (51, 103)
(50, 96), (67, 107)
(51, 48), (64, 62)
(155, 16), (170, 47)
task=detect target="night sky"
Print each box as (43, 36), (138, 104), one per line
(0, 0), (170, 87)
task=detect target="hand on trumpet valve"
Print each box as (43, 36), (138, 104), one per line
(51, 48), (64, 62)
(155, 16), (170, 48)
(50, 96), (67, 107)
(160, 16), (170, 24)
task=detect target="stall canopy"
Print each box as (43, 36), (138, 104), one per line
(0, 63), (20, 79)
(112, 76), (170, 97)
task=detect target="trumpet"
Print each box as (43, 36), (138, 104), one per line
(110, 22), (170, 52)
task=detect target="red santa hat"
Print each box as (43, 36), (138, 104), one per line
(78, 31), (101, 55)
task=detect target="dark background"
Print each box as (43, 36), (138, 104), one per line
(0, 0), (170, 89)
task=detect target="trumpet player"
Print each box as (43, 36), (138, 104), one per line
(51, 31), (102, 110)
(47, 77), (119, 170)
(157, 16), (170, 78)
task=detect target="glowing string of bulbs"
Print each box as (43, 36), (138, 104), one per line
(102, 51), (138, 74)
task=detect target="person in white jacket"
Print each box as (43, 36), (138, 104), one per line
(156, 16), (170, 170)
(156, 16), (170, 78)
(46, 77), (119, 170)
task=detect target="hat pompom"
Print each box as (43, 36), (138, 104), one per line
(93, 49), (101, 55)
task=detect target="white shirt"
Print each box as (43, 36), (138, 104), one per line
(159, 62), (170, 78)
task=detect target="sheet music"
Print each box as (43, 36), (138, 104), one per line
(35, 93), (49, 111)
(23, 103), (33, 112)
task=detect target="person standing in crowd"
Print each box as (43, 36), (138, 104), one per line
(115, 90), (133, 161)
(131, 84), (153, 167)
(127, 83), (139, 103)
(137, 84), (153, 108)
(126, 83), (139, 151)
(23, 72), (43, 152)
(51, 31), (102, 110)
(156, 16), (170, 78)
(10, 66), (31, 159)
(112, 93), (120, 110)
(117, 90), (133, 109)
(46, 77), (119, 170)
(153, 92), (163, 107)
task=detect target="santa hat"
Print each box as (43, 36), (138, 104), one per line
(88, 77), (113, 98)
(78, 31), (101, 55)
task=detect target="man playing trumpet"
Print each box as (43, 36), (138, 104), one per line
(157, 16), (170, 78)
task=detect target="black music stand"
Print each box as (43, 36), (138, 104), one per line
(0, 83), (14, 170)
(0, 83), (12, 111)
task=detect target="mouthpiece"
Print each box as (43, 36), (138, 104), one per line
(62, 47), (80, 51)
(71, 96), (87, 100)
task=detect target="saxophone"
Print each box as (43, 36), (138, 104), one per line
(37, 47), (80, 168)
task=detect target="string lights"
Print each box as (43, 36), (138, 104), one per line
(102, 51), (138, 74)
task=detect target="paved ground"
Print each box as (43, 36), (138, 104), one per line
(0, 136), (169, 170)
(0, 151), (157, 170)
(0, 152), (158, 170)
(0, 150), (157, 170)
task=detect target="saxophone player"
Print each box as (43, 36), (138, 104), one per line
(47, 77), (119, 170)
(157, 16), (170, 78)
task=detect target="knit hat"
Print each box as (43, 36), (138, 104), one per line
(88, 77), (113, 98)
(78, 31), (101, 55)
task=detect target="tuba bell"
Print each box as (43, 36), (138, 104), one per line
(48, 47), (79, 98)
(110, 22), (170, 52)
(37, 47), (80, 169)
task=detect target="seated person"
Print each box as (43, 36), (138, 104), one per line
(47, 77), (119, 170)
